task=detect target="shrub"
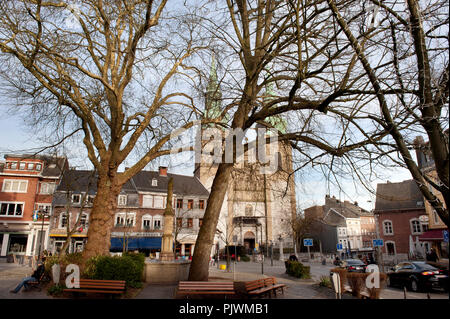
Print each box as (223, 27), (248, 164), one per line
(319, 276), (332, 288)
(85, 253), (145, 288)
(285, 260), (311, 279)
(47, 283), (66, 296)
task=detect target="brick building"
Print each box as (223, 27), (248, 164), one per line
(0, 154), (67, 260)
(374, 179), (428, 261)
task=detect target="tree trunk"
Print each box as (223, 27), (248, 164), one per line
(188, 162), (234, 280)
(82, 176), (121, 262)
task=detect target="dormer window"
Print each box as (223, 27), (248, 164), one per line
(152, 179), (158, 187)
(19, 162), (26, 170)
(72, 194), (81, 204)
(118, 195), (127, 206)
(10, 162), (17, 169)
(36, 164), (42, 171)
(27, 163), (35, 170)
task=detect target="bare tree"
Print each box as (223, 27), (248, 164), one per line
(0, 0), (211, 261)
(327, 0), (449, 225)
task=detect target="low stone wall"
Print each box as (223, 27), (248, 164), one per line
(144, 260), (191, 284)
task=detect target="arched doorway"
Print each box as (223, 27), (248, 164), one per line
(244, 231), (255, 254)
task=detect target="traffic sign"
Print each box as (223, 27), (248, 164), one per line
(303, 238), (313, 246)
(337, 243), (343, 251)
(373, 239), (384, 247)
(443, 230), (449, 243)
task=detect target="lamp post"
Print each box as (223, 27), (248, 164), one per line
(37, 210), (49, 261)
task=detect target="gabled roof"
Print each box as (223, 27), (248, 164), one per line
(375, 179), (425, 211)
(56, 169), (210, 197)
(132, 171), (209, 197)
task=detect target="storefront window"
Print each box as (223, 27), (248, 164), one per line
(8, 235), (27, 253)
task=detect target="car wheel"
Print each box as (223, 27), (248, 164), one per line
(410, 279), (419, 292)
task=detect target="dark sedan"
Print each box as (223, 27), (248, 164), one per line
(343, 259), (367, 273)
(387, 261), (448, 292)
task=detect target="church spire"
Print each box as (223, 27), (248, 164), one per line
(264, 76), (287, 134)
(205, 54), (222, 120)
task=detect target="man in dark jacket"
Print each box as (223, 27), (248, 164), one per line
(10, 258), (46, 293)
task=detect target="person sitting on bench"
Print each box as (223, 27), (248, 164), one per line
(10, 257), (46, 293)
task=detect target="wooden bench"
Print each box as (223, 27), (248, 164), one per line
(63, 279), (126, 297)
(244, 277), (287, 298)
(244, 279), (273, 298)
(263, 277), (286, 297)
(176, 281), (236, 299)
(25, 271), (47, 292)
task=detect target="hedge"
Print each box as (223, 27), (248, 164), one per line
(284, 260), (311, 279)
(84, 252), (145, 288)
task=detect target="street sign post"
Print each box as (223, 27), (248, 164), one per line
(303, 239), (313, 261)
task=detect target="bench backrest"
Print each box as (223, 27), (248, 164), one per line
(178, 281), (234, 291)
(245, 279), (265, 291)
(78, 279), (126, 290)
(264, 277), (276, 286)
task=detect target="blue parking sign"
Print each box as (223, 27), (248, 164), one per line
(337, 244), (343, 251)
(373, 239), (384, 247)
(443, 230), (449, 243)
(303, 238), (313, 246)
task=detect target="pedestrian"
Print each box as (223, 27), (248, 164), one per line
(10, 257), (46, 294)
(289, 254), (298, 262)
(426, 248), (439, 262)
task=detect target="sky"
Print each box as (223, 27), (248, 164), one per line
(0, 104), (415, 213)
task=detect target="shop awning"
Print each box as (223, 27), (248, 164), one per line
(418, 229), (445, 241)
(50, 234), (88, 238)
(110, 237), (162, 250)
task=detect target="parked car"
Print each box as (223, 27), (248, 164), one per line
(386, 261), (449, 292)
(343, 259), (367, 273)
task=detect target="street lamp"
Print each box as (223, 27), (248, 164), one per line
(37, 210), (50, 261)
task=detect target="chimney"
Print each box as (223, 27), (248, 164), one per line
(159, 166), (168, 176)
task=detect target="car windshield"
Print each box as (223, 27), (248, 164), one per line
(413, 262), (437, 270)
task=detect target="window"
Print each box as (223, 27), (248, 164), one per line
(433, 210), (440, 224)
(10, 162), (17, 169)
(386, 242), (396, 255)
(79, 213), (88, 227)
(152, 178), (158, 186)
(72, 194), (81, 204)
(60, 213), (69, 228)
(19, 162), (26, 170)
(187, 218), (193, 228)
(199, 200), (205, 209)
(2, 180), (28, 193)
(383, 221), (393, 235)
(86, 195), (95, 205)
(154, 196), (165, 209)
(118, 195), (127, 206)
(143, 216), (152, 230)
(176, 218), (182, 228)
(115, 213), (135, 227)
(36, 164), (42, 171)
(37, 204), (52, 215)
(199, 218), (203, 227)
(176, 199), (183, 209)
(411, 219), (422, 234)
(154, 218), (162, 230)
(187, 200), (194, 210)
(0, 202), (24, 217)
(422, 223), (428, 233)
(40, 182), (56, 194)
(143, 195), (153, 208)
(27, 163), (35, 170)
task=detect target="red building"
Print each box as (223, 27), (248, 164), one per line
(0, 154), (67, 261)
(374, 179), (428, 261)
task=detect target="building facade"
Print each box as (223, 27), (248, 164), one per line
(374, 179), (428, 261)
(50, 167), (209, 257)
(0, 154), (67, 260)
